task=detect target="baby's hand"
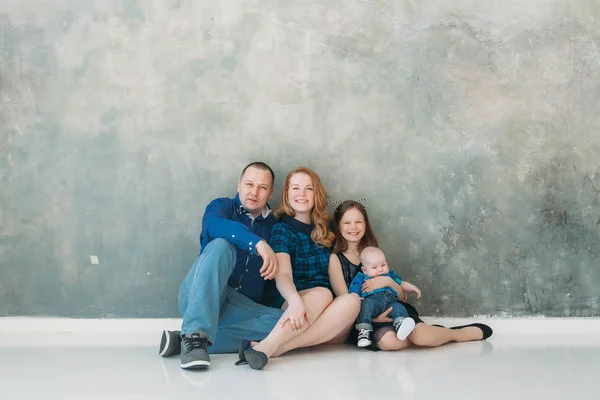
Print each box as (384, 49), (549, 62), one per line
(403, 282), (422, 299)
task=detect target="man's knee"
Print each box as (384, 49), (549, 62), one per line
(202, 238), (237, 269)
(262, 307), (285, 328)
(206, 238), (236, 253)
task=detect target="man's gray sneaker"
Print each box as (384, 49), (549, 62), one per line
(180, 332), (211, 369)
(159, 330), (181, 357)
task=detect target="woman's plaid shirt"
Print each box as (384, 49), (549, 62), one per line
(268, 216), (332, 307)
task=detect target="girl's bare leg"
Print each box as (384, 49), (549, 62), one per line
(375, 329), (414, 351)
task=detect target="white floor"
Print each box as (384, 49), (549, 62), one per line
(1, 321), (599, 400)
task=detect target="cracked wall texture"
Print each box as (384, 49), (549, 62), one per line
(1, 0), (599, 317)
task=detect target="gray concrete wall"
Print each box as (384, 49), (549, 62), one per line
(1, 0), (599, 317)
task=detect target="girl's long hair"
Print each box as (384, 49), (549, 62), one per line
(332, 200), (378, 253)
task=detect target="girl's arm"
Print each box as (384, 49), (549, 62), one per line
(328, 254), (349, 297)
(361, 276), (407, 301)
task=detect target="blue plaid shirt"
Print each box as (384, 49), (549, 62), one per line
(267, 215), (331, 307)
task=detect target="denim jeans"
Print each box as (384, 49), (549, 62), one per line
(178, 238), (283, 353)
(355, 291), (408, 330)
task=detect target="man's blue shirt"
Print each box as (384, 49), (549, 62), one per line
(199, 194), (277, 303)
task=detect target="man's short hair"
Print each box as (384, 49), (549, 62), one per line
(240, 162), (275, 185)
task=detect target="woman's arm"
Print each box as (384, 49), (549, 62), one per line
(274, 252), (309, 331)
(328, 254), (349, 297)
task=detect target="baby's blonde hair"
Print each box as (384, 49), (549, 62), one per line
(360, 246), (386, 266)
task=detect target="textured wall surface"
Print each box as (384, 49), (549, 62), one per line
(1, 0), (599, 317)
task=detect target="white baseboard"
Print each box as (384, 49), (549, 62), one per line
(2, 316), (600, 348)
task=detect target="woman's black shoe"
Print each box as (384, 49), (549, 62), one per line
(243, 347), (269, 370)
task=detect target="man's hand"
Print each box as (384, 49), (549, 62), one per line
(255, 240), (279, 280)
(280, 296), (311, 332)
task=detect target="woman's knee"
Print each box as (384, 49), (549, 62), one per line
(306, 287), (334, 304)
(300, 287), (334, 310)
(336, 293), (361, 318)
(348, 293), (362, 312)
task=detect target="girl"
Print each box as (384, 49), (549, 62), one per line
(329, 200), (492, 351)
(237, 167), (361, 369)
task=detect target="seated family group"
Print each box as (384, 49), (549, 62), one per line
(159, 162), (493, 370)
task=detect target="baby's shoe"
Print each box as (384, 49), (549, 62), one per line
(395, 317), (416, 341)
(357, 328), (373, 347)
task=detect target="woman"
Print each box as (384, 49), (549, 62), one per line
(328, 200), (492, 351)
(237, 167), (361, 369)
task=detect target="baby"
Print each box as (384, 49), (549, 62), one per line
(349, 246), (422, 347)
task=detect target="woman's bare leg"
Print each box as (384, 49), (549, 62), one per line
(326, 324), (354, 345)
(252, 287), (333, 358)
(269, 293), (361, 357)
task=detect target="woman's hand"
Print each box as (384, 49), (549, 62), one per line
(280, 296), (311, 332)
(361, 276), (395, 293)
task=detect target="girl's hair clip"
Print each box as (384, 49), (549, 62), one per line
(331, 198), (368, 213)
(331, 200), (343, 213)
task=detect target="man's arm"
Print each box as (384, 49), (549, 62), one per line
(202, 198), (264, 254)
(255, 240), (278, 280)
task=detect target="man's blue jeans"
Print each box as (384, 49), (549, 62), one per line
(355, 291), (408, 330)
(178, 238), (283, 353)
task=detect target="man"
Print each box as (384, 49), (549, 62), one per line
(159, 162), (282, 369)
